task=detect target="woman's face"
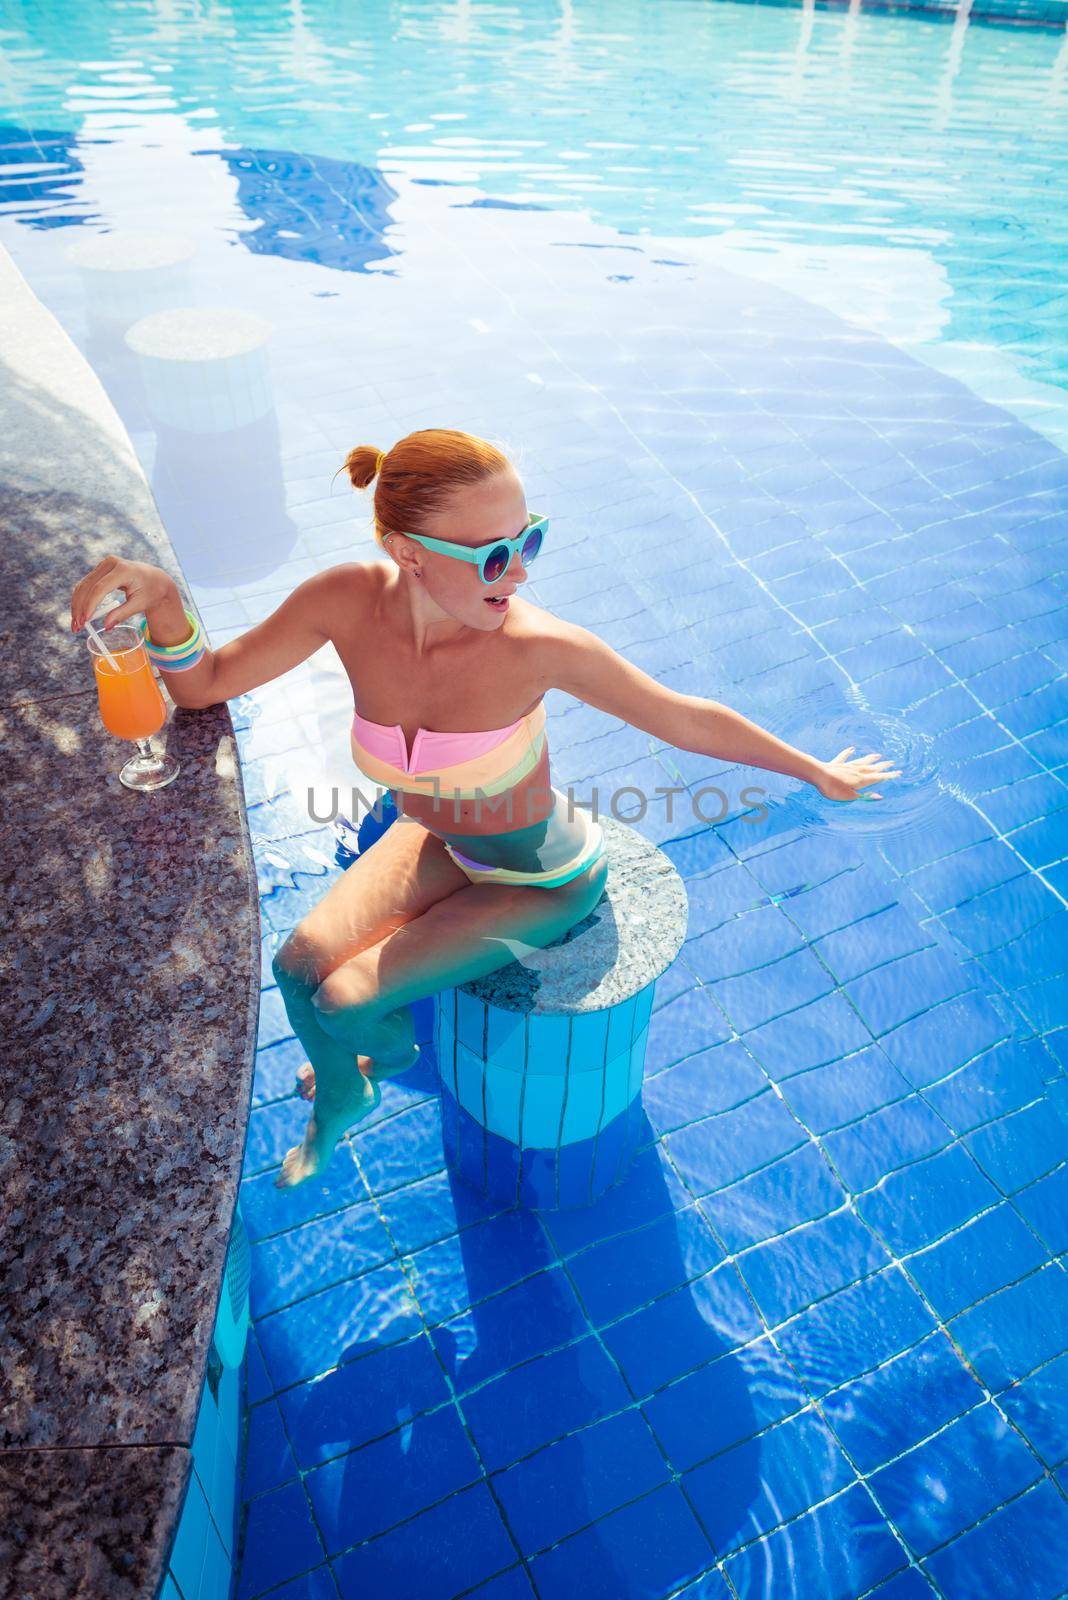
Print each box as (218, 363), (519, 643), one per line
(395, 468), (532, 631)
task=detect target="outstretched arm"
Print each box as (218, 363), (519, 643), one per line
(537, 617), (900, 802)
(71, 555), (361, 709)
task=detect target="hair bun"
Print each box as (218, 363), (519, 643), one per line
(342, 446), (380, 491)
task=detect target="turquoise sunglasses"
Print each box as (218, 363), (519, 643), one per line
(386, 513), (547, 585)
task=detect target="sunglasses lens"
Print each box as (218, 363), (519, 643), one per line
(522, 527), (543, 564)
(483, 544), (511, 584)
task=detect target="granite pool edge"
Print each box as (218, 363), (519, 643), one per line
(0, 243), (260, 1599)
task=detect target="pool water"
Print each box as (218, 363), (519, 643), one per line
(4, 0), (1068, 1596)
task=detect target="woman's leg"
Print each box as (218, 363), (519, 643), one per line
(282, 853), (609, 1186)
(272, 813), (473, 1188)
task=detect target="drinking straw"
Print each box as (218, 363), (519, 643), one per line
(85, 615), (121, 672)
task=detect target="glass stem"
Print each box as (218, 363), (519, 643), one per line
(135, 737), (155, 761)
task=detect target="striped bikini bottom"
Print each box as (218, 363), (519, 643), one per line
(438, 788), (606, 890)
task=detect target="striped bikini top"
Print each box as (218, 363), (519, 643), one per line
(350, 699), (547, 799)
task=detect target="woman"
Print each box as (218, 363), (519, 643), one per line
(70, 427), (900, 1190)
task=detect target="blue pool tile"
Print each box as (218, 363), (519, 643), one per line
(405, 1207), (553, 1326)
(644, 984), (732, 1070)
(774, 1266), (935, 1396)
(738, 1207), (890, 1326)
(601, 1264), (763, 1397)
(567, 1205), (724, 1326)
(249, 1201), (395, 1318)
(908, 839), (1020, 916)
(245, 1325), (273, 1405)
(1016, 1164), (1068, 1260)
(256, 985), (294, 1051)
(965, 1100), (1067, 1193)
(670, 1572), (732, 1599)
(643, 1040), (768, 1131)
(665, 1091), (805, 1197)
(684, 901), (803, 983)
(872, 1402), (1041, 1556)
(493, 1410), (669, 1555)
(686, 1407), (855, 1554)
(306, 1405), (482, 1553)
(236, 1480), (325, 1600)
(462, 1335), (631, 1471)
(256, 1259), (422, 1392)
(431, 1264), (587, 1392)
(252, 1570), (339, 1600)
(941, 872), (1055, 954)
(822, 1333), (983, 1475)
(744, 989), (874, 1082)
(847, 949), (972, 1037)
(332, 1481), (515, 1600)
(906, 1202), (1049, 1320)
(723, 1482), (905, 1600)
(715, 948), (835, 1034)
(950, 1264), (1068, 1390)
(539, 1141), (692, 1258)
(783, 867), (896, 942)
(463, 1571), (536, 1599)
(857, 1145), (1000, 1255)
(529, 1483), (713, 1600)
(354, 1099), (446, 1194)
(253, 1035), (310, 1106)
(783, 1047), (908, 1134)
(863, 1571), (938, 1600)
(823, 1094), (952, 1192)
(244, 1098), (314, 1178)
(815, 903), (933, 983)
(278, 1332), (450, 1470)
(373, 1168), (498, 1256)
(700, 1142), (844, 1252)
(879, 993), (1008, 1089)
(643, 1335), (807, 1473)
(240, 1159), (369, 1246)
(1000, 1351), (1068, 1468)
(924, 1480), (1068, 1600)
(243, 1398), (298, 1498)
(924, 1039), (1048, 1135)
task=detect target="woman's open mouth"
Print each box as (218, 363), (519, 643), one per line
(484, 595), (510, 611)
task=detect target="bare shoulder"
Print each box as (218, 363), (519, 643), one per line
(314, 559), (388, 638)
(502, 592), (567, 649)
(515, 598), (697, 744)
(506, 596), (593, 683)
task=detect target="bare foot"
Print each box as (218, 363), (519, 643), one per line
(275, 1075), (379, 1189)
(296, 1044), (420, 1101)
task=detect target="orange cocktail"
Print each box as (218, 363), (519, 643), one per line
(93, 638), (166, 740)
(86, 623), (181, 791)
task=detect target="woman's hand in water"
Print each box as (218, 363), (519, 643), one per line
(813, 746), (902, 803)
(70, 556), (178, 634)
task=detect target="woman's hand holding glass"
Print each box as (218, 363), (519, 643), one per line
(71, 554), (189, 791)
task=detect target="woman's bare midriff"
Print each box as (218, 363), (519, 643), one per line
(330, 560), (555, 839)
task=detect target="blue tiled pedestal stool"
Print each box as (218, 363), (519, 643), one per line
(435, 816), (688, 1210)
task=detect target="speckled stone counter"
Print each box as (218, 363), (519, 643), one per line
(0, 245), (259, 1595)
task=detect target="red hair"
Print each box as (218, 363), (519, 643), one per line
(343, 427), (515, 549)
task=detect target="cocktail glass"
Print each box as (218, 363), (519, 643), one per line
(87, 623), (181, 791)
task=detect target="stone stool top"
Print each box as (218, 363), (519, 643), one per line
(125, 306), (273, 362)
(65, 230), (196, 273)
(461, 815), (688, 1016)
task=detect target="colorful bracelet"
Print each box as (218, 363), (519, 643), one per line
(139, 608), (207, 670)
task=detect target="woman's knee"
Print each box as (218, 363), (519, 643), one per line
(310, 957), (379, 1023)
(272, 926), (327, 989)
